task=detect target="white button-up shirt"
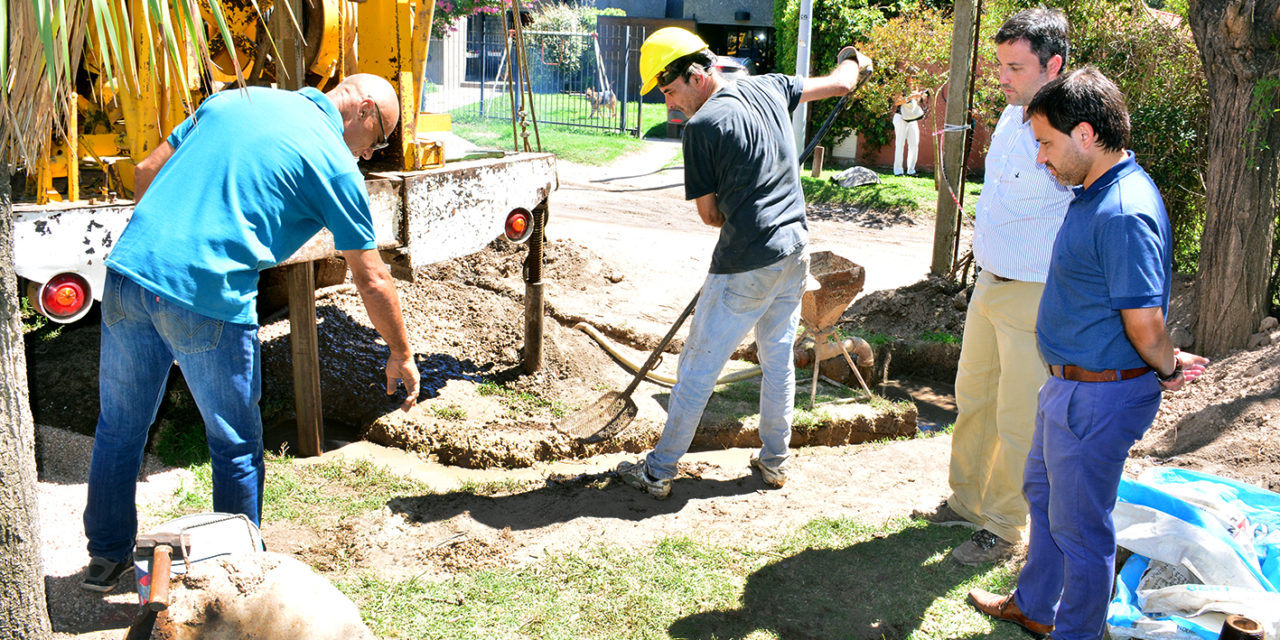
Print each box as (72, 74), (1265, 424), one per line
(973, 105), (1074, 283)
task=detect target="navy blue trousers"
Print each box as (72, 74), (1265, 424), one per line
(1013, 374), (1161, 640)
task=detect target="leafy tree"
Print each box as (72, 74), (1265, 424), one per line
(1186, 0), (1280, 354)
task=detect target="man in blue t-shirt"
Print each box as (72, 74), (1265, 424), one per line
(968, 68), (1209, 640)
(81, 74), (421, 592)
(614, 27), (870, 499)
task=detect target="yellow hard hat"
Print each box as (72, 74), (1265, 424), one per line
(640, 27), (710, 94)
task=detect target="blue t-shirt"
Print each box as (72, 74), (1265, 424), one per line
(683, 74), (808, 274)
(1036, 152), (1172, 371)
(106, 87), (376, 325)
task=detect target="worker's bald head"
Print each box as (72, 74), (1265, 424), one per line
(327, 73), (400, 159)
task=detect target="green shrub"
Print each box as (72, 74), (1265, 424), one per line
(775, 0), (1210, 274)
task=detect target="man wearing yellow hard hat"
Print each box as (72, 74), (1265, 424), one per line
(616, 27), (872, 499)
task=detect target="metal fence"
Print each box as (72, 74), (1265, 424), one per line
(427, 21), (661, 138)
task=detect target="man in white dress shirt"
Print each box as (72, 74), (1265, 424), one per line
(916, 8), (1074, 565)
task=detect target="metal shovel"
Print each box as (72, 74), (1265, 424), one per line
(558, 291), (700, 443)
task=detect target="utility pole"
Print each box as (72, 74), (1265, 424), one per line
(790, 0), (813, 156)
(931, 0), (979, 276)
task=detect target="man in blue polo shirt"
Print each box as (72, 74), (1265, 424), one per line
(968, 67), (1209, 640)
(81, 74), (420, 592)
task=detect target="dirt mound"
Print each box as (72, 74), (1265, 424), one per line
(841, 275), (967, 339)
(1131, 339), (1280, 491)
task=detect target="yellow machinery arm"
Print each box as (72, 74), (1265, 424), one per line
(36, 0), (443, 203)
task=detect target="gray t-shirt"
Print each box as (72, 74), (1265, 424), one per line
(683, 74), (808, 274)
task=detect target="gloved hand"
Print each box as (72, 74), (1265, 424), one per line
(837, 46), (874, 90)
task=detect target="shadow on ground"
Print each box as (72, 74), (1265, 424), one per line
(669, 524), (1001, 640)
(388, 474), (762, 531)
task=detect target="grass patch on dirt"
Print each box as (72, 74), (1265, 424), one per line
(156, 455), (433, 526)
(802, 171), (982, 216)
(338, 518), (1022, 640)
(478, 380), (573, 420)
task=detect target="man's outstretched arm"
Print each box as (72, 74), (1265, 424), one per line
(343, 248), (420, 410)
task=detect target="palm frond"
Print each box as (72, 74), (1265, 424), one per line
(3, 0), (231, 172)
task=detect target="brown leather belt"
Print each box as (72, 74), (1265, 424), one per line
(988, 271), (1015, 282)
(1050, 364), (1151, 382)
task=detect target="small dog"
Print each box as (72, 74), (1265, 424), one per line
(585, 87), (618, 119)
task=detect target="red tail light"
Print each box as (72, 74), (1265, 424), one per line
(38, 273), (92, 322)
(505, 208), (534, 243)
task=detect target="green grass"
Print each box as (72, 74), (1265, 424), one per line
(477, 380), (572, 420)
(156, 454), (434, 526)
(448, 95), (670, 165)
(337, 517), (1023, 640)
(801, 170), (983, 215)
(20, 295), (63, 340)
(431, 403), (468, 422)
(845, 326), (894, 348)
(919, 331), (961, 345)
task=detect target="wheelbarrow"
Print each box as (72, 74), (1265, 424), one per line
(800, 250), (873, 407)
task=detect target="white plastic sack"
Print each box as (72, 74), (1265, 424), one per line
(1114, 502), (1267, 590)
(1139, 584), (1280, 637)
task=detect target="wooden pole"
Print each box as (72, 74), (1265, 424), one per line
(931, 0), (979, 276)
(272, 0), (323, 456)
(811, 146), (825, 178)
(285, 263), (323, 457)
(271, 0), (305, 90)
(68, 93), (79, 201)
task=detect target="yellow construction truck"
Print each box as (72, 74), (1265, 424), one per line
(16, 0), (555, 323)
(14, 0), (556, 454)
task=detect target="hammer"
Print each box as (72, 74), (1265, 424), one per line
(134, 531), (186, 611)
(122, 532), (187, 640)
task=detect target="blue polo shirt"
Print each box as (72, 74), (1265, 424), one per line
(1036, 152), (1172, 371)
(106, 87), (376, 325)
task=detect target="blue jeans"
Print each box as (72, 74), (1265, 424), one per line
(645, 251), (808, 480)
(85, 271), (264, 562)
(1014, 374), (1162, 640)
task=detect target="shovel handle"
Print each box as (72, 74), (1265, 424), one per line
(147, 545), (173, 612)
(621, 291), (700, 397)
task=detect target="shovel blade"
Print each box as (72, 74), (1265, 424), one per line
(557, 391), (639, 443)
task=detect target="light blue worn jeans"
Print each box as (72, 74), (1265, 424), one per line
(85, 270), (264, 563)
(644, 251), (808, 480)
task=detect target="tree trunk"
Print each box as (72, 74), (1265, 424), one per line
(1188, 0), (1280, 357)
(0, 174), (52, 638)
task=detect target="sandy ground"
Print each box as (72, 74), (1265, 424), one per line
(30, 140), (1280, 638)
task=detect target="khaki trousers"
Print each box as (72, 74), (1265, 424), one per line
(947, 270), (1048, 544)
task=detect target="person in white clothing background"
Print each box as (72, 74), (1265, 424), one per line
(891, 88), (929, 175)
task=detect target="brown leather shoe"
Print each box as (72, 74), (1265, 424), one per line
(968, 589), (1053, 638)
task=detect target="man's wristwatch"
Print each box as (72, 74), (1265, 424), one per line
(1157, 360), (1184, 382)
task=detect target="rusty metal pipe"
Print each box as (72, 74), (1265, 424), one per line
(523, 201), (547, 373)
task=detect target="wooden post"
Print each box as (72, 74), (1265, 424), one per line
(271, 0), (305, 90)
(68, 92), (79, 202)
(811, 145), (825, 178)
(931, 0), (979, 276)
(286, 263), (323, 457)
(272, 1), (323, 456)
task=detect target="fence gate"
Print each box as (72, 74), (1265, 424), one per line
(429, 25), (654, 138)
